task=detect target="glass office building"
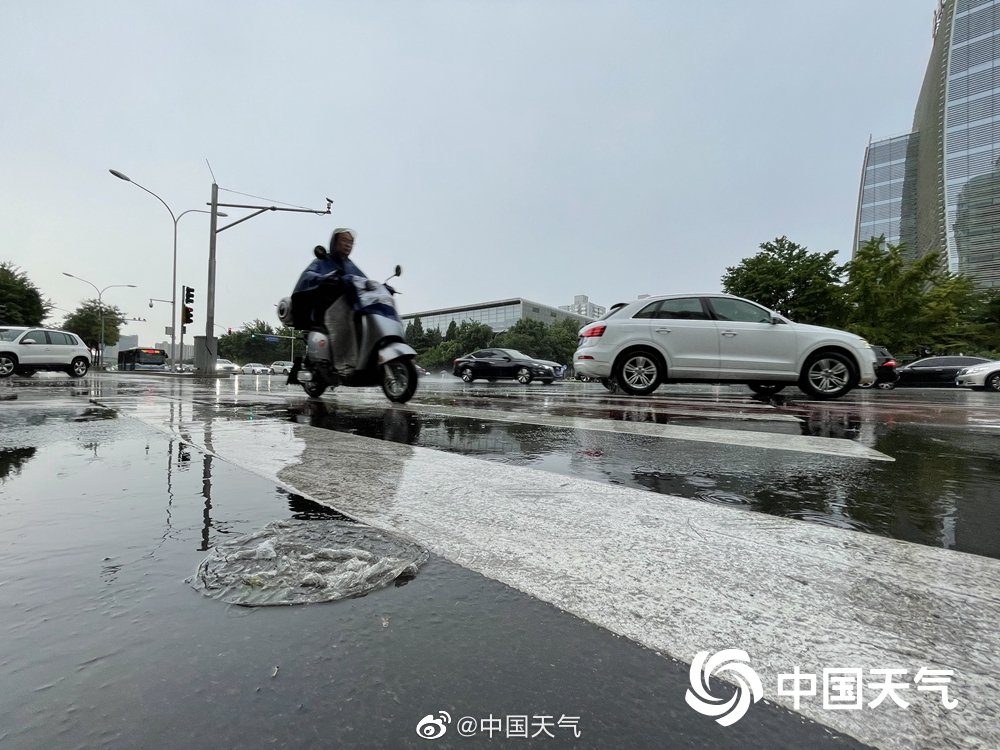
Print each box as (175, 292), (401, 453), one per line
(856, 0), (1000, 288)
(854, 133), (920, 251)
(401, 298), (593, 334)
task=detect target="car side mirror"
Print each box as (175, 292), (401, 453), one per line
(314, 245), (328, 259)
(770, 315), (784, 325)
(501, 356), (511, 361)
(21, 340), (35, 345)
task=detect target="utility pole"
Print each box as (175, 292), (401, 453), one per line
(194, 184), (330, 374)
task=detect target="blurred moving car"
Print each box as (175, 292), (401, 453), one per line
(955, 359), (1000, 392)
(453, 348), (565, 384)
(270, 360), (294, 374)
(893, 356), (991, 387)
(859, 345), (899, 389)
(415, 364), (430, 376)
(215, 359), (240, 374)
(0, 326), (91, 378)
(573, 293), (876, 399)
(241, 362), (270, 374)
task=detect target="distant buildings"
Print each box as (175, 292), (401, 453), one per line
(401, 297), (594, 334)
(559, 294), (606, 319)
(855, 0), (1000, 289)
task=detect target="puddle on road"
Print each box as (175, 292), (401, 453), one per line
(279, 400), (1000, 559)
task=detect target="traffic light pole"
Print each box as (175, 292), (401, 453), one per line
(196, 183), (330, 374)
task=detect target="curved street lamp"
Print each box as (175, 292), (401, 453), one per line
(62, 272), (136, 367)
(109, 169), (225, 364)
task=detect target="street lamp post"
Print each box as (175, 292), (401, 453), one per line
(109, 169), (225, 366)
(62, 273), (136, 367)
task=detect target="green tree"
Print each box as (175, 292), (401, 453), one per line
(62, 300), (126, 354)
(842, 238), (984, 355)
(496, 318), (552, 359)
(0, 262), (51, 325)
(445, 320), (458, 341)
(405, 317), (427, 349)
(546, 317), (583, 364)
(721, 236), (847, 326)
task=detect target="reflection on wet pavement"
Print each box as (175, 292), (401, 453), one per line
(283, 398), (1000, 559)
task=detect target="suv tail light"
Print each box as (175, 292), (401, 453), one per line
(884, 359), (896, 368)
(580, 324), (606, 338)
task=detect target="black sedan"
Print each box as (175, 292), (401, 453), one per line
(892, 356), (992, 387)
(452, 348), (565, 385)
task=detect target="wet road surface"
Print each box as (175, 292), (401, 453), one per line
(0, 388), (869, 749)
(3, 372), (1000, 749)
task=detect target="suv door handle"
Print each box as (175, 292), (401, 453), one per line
(655, 328), (671, 334)
(720, 330), (738, 337)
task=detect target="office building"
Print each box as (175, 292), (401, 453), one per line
(855, 0), (1000, 289)
(401, 298), (593, 334)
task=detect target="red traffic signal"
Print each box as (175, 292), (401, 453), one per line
(181, 305), (193, 325)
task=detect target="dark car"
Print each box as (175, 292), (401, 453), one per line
(863, 345), (899, 388)
(452, 348), (565, 385)
(892, 355), (992, 387)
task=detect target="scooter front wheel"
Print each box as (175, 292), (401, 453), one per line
(381, 359), (417, 403)
(302, 371), (327, 398)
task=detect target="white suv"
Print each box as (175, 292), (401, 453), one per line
(573, 294), (876, 400)
(0, 326), (92, 378)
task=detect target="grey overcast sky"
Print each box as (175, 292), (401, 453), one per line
(2, 0), (934, 346)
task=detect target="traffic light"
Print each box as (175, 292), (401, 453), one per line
(181, 305), (193, 325)
(184, 286), (195, 305)
(227, 327), (232, 335)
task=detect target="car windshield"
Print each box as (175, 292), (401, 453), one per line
(0, 328), (26, 342)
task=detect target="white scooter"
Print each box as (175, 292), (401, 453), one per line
(277, 247), (418, 403)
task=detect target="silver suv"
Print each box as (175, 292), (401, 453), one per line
(0, 326), (91, 378)
(573, 294), (876, 400)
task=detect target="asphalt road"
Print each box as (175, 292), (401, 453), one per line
(2, 372), (998, 749)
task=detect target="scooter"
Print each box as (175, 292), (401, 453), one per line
(276, 246), (418, 403)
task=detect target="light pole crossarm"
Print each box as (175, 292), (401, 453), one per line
(213, 202), (331, 234)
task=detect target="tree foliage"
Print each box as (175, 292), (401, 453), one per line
(217, 320), (298, 364)
(721, 237), (847, 326)
(0, 262), (51, 326)
(841, 239), (986, 355)
(62, 300), (127, 352)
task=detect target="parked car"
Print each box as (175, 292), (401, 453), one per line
(452, 348), (565, 384)
(241, 362), (270, 375)
(955, 359), (1000, 392)
(573, 294), (876, 400)
(215, 358), (240, 374)
(269, 360), (294, 375)
(893, 356), (992, 387)
(0, 326), (91, 378)
(858, 345), (899, 389)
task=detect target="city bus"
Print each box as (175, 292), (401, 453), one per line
(117, 347), (168, 371)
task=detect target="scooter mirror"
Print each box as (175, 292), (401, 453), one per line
(314, 245), (328, 259)
(394, 265), (402, 278)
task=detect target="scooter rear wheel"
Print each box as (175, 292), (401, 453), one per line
(381, 359), (417, 403)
